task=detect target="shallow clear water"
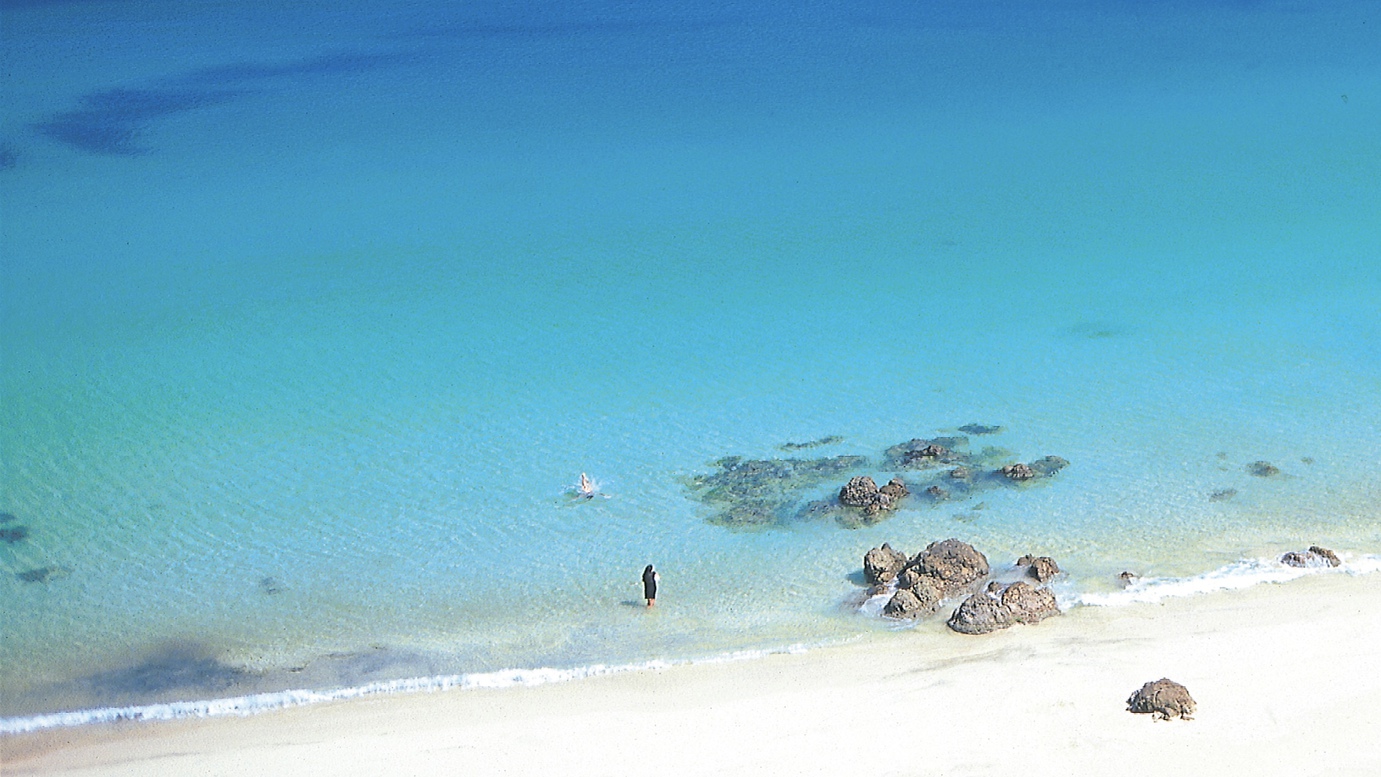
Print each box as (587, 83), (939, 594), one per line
(2, 0), (1379, 724)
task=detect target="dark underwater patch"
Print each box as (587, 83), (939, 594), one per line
(34, 51), (401, 155)
(1, 525), (31, 544)
(79, 643), (254, 700)
(777, 435), (844, 451)
(957, 423), (1003, 435)
(16, 565), (70, 584)
(35, 87), (243, 155)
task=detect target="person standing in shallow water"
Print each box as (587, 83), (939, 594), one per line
(642, 564), (660, 607)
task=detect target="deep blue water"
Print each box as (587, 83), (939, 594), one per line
(2, 0), (1379, 726)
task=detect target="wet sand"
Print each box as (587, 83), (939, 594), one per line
(5, 571), (1379, 776)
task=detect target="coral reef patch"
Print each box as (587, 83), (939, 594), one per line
(687, 430), (1069, 529)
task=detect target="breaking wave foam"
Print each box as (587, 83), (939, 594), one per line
(0, 644), (811, 736)
(1074, 553), (1381, 608)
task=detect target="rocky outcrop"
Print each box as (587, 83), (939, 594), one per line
(1127, 679), (1196, 720)
(863, 543), (909, 586)
(1001, 582), (1058, 624)
(908, 538), (990, 598)
(885, 437), (969, 469)
(947, 589), (1011, 634)
(840, 476), (880, 507)
(883, 579), (942, 619)
(840, 476), (898, 518)
(947, 581), (1060, 634)
(1017, 554), (1061, 583)
(999, 463), (1035, 481)
(1281, 545), (1341, 568)
(1001, 457), (1069, 481)
(1247, 461), (1281, 477)
(879, 477), (909, 501)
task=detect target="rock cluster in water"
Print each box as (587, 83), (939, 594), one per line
(862, 539), (1063, 634)
(1280, 545), (1340, 568)
(685, 454), (868, 527)
(1127, 678), (1196, 720)
(686, 429), (1069, 529)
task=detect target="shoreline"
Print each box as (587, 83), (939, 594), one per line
(5, 570), (1380, 776)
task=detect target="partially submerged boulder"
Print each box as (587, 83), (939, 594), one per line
(947, 581), (1060, 634)
(1000, 456), (1069, 482)
(1000, 582), (1059, 625)
(883, 580), (942, 619)
(863, 543), (909, 586)
(1017, 554), (1061, 583)
(879, 477), (909, 501)
(1000, 463), (1035, 481)
(1127, 679), (1196, 720)
(885, 437), (969, 469)
(1281, 545), (1341, 568)
(947, 589), (1011, 634)
(907, 538), (990, 598)
(840, 476), (881, 507)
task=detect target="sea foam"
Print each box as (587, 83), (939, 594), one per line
(1072, 553), (1381, 608)
(0, 645), (811, 736)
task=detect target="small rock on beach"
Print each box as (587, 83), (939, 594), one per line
(1127, 678), (1196, 720)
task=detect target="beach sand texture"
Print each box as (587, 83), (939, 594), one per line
(5, 571), (1378, 777)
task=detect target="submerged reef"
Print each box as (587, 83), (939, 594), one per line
(1, 525), (30, 544)
(957, 423), (1004, 435)
(16, 565), (71, 584)
(687, 430), (1069, 529)
(685, 455), (869, 528)
(777, 435), (845, 451)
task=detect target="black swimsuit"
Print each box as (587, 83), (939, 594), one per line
(642, 569), (658, 600)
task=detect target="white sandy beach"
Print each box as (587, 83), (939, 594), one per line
(4, 571), (1379, 777)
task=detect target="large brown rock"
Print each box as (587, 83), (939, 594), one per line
(839, 476), (880, 507)
(1000, 582), (1059, 625)
(946, 591), (1011, 634)
(883, 581), (942, 619)
(946, 581), (1060, 634)
(908, 538), (989, 597)
(863, 543), (909, 586)
(1127, 679), (1196, 720)
(879, 477), (909, 501)
(1000, 463), (1035, 481)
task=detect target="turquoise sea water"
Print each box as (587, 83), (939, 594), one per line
(2, 0), (1380, 726)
